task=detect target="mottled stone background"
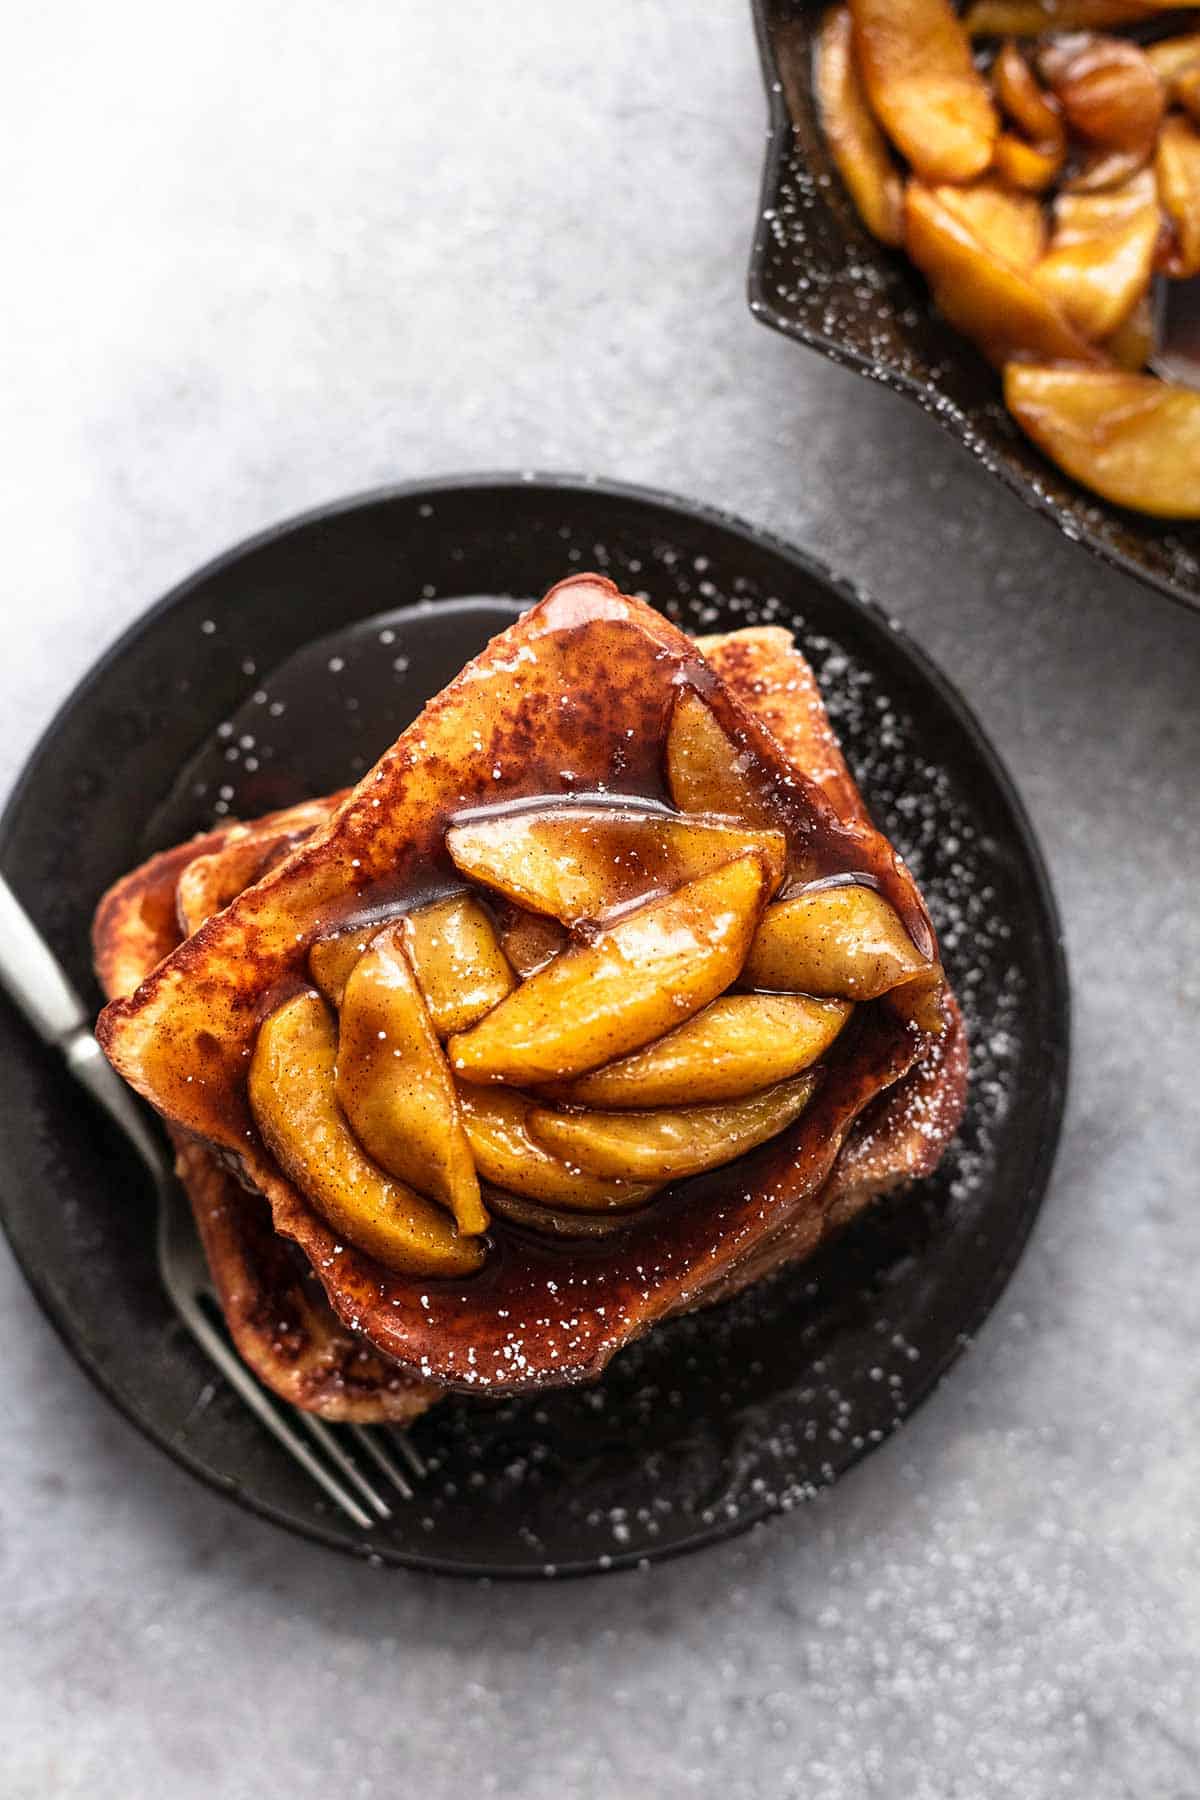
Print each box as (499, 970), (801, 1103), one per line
(1, 3), (1196, 1796)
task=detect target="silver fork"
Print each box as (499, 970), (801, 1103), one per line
(0, 872), (422, 1530)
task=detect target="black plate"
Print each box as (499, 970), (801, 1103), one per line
(748, 1), (1200, 614)
(0, 475), (1068, 1577)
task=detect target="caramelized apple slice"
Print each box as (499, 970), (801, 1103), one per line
(400, 894), (515, 1035)
(499, 909), (568, 978)
(310, 930), (370, 1007)
(1146, 33), (1200, 83)
(848, 0), (997, 183)
(457, 1085), (658, 1212)
(904, 181), (1103, 368)
(814, 4), (904, 245)
(248, 991), (484, 1277)
(1156, 115), (1200, 279)
(544, 994), (852, 1109)
(485, 1188), (638, 1239)
(1034, 168), (1160, 340)
(447, 805), (785, 924)
(991, 132), (1065, 193)
(448, 853), (771, 1086)
(936, 180), (1047, 269)
(743, 884), (930, 1000)
(528, 1074), (818, 1182)
(665, 690), (781, 829)
(1039, 35), (1165, 157)
(1173, 66), (1200, 125)
(1005, 365), (1200, 519)
(965, 2), (1188, 34)
(1147, 36), (1200, 123)
(337, 929), (486, 1236)
(889, 962), (952, 1035)
(311, 898), (514, 1035)
(993, 40), (1064, 148)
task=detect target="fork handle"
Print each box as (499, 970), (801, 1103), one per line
(0, 872), (169, 1175)
(0, 873), (91, 1045)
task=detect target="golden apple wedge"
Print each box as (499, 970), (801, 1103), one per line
(993, 40), (1065, 150)
(337, 929), (487, 1236)
(447, 853), (772, 1086)
(904, 182), (1103, 369)
(1033, 168), (1160, 340)
(814, 4), (904, 245)
(991, 133), (1065, 193)
(457, 1084), (658, 1212)
(485, 1188), (638, 1239)
(446, 804), (785, 924)
(742, 884), (930, 1000)
(849, 0), (997, 183)
(248, 991), (485, 1277)
(543, 994), (852, 1109)
(400, 893), (515, 1035)
(665, 690), (782, 830)
(1005, 365), (1200, 519)
(1156, 114), (1200, 279)
(934, 180), (1047, 269)
(1039, 34), (1164, 157)
(528, 1074), (819, 1183)
(309, 930), (370, 1007)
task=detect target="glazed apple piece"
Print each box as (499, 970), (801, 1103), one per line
(934, 180), (1047, 269)
(448, 853), (772, 1085)
(544, 994), (852, 1109)
(992, 132), (1066, 192)
(743, 884), (930, 1001)
(965, 2), (1192, 34)
(484, 1188), (638, 1239)
(309, 930), (371, 1007)
(1146, 32), (1200, 81)
(400, 893), (515, 1035)
(993, 39), (1065, 149)
(814, 4), (904, 245)
(848, 0), (998, 183)
(1033, 168), (1160, 340)
(664, 690), (783, 830)
(1147, 34), (1200, 124)
(336, 928), (487, 1236)
(903, 182), (1103, 368)
(1004, 365), (1200, 519)
(1155, 114), (1200, 280)
(446, 805), (785, 924)
(248, 991), (485, 1277)
(528, 1074), (819, 1182)
(888, 963), (952, 1035)
(1038, 34), (1165, 159)
(310, 896), (514, 1035)
(457, 1085), (658, 1212)
(990, 41), (1066, 192)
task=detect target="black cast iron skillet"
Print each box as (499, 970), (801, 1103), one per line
(748, 0), (1200, 614)
(0, 475), (1068, 1575)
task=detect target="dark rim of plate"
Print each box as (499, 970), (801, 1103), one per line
(747, 0), (1200, 617)
(0, 472), (1070, 1576)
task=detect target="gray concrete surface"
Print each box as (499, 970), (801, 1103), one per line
(2, 3), (1197, 1796)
